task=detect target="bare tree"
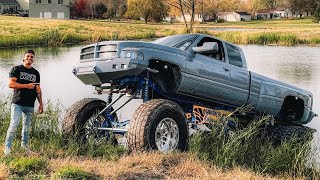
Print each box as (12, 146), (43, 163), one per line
(165, 0), (196, 32)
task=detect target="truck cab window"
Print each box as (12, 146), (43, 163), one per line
(226, 43), (243, 67)
(196, 37), (224, 61)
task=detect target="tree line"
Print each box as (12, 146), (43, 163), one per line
(70, 0), (320, 25)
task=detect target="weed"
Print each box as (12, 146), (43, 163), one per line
(9, 157), (48, 176)
(54, 166), (100, 179)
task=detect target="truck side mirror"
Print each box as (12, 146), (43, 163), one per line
(192, 42), (219, 53)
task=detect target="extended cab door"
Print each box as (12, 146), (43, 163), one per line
(182, 37), (233, 104)
(224, 43), (250, 106)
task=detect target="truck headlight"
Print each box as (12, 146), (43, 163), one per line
(120, 51), (144, 60)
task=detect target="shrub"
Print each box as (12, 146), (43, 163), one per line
(216, 18), (225, 23)
(55, 166), (100, 179)
(9, 157), (48, 175)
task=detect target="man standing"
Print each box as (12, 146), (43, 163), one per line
(4, 50), (43, 156)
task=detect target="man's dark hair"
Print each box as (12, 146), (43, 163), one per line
(25, 49), (35, 56)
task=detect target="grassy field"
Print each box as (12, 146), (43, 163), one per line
(0, 16), (320, 47)
(0, 98), (319, 179)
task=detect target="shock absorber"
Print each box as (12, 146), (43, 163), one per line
(105, 90), (113, 127)
(143, 72), (149, 102)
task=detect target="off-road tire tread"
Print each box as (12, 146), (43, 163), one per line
(62, 98), (106, 138)
(127, 99), (188, 152)
(267, 125), (314, 144)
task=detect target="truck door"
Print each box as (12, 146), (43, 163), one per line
(183, 37), (232, 104)
(225, 43), (250, 106)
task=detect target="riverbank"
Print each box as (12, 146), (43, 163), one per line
(0, 99), (319, 179)
(1, 16), (320, 47)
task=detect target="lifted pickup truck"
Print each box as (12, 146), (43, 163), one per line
(63, 34), (317, 152)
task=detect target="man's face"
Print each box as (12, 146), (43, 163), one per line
(23, 53), (34, 66)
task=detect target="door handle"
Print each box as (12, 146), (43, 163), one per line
(223, 67), (229, 72)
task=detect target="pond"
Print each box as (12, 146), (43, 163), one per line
(0, 45), (319, 134)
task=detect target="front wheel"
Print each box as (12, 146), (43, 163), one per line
(62, 98), (117, 143)
(127, 99), (188, 152)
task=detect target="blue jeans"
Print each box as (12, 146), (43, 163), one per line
(5, 104), (34, 149)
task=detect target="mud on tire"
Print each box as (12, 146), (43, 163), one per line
(62, 98), (111, 143)
(127, 99), (188, 152)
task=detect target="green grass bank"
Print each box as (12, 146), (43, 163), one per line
(0, 97), (319, 179)
(1, 16), (320, 47)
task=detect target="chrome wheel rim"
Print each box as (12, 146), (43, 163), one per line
(83, 109), (107, 142)
(155, 118), (179, 152)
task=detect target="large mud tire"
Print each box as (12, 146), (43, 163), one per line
(62, 98), (109, 142)
(127, 99), (188, 152)
(266, 125), (314, 145)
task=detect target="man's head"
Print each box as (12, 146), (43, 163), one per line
(23, 50), (35, 68)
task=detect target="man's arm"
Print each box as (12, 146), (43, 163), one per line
(8, 77), (37, 89)
(36, 85), (43, 114)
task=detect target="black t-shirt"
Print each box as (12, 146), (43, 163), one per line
(9, 65), (40, 107)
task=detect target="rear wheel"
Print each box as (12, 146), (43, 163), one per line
(127, 99), (188, 152)
(62, 98), (117, 143)
(266, 125), (314, 145)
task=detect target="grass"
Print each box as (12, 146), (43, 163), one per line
(0, 97), (319, 179)
(189, 115), (320, 178)
(0, 16), (320, 47)
(54, 166), (100, 179)
(9, 157), (48, 176)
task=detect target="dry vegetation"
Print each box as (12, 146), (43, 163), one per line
(1, 16), (320, 47)
(0, 149), (284, 180)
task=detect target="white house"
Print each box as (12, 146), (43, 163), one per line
(255, 9), (289, 19)
(14, 0), (70, 19)
(165, 14), (205, 23)
(0, 0), (21, 14)
(217, 12), (251, 22)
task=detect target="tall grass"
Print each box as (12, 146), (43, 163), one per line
(1, 16), (320, 47)
(214, 32), (301, 46)
(0, 97), (127, 178)
(189, 115), (320, 178)
(0, 97), (127, 159)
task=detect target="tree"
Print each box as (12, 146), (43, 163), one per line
(87, 0), (100, 18)
(105, 0), (128, 19)
(73, 0), (88, 18)
(264, 0), (277, 9)
(287, 0), (307, 18)
(314, 0), (320, 22)
(165, 0), (196, 32)
(127, 0), (167, 23)
(96, 3), (108, 18)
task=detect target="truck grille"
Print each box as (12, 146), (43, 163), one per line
(80, 44), (118, 60)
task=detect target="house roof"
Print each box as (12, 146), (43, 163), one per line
(0, 0), (19, 4)
(256, 9), (285, 13)
(236, 12), (251, 16)
(217, 12), (251, 16)
(216, 12), (233, 16)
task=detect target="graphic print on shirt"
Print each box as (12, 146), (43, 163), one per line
(20, 72), (36, 82)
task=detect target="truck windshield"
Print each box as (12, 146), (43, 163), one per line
(153, 34), (198, 49)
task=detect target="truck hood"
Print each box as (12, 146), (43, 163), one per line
(83, 41), (186, 58)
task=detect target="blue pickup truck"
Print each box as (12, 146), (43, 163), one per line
(63, 34), (317, 152)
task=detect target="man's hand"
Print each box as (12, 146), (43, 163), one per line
(38, 104), (43, 114)
(9, 78), (38, 90)
(25, 83), (38, 89)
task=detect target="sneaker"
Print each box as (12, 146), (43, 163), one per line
(4, 148), (11, 156)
